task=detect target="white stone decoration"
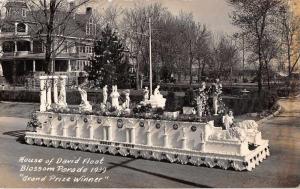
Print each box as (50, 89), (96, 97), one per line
(222, 110), (234, 130)
(78, 86), (92, 112)
(57, 76), (68, 109)
(143, 87), (149, 101)
(211, 79), (222, 115)
(39, 77), (47, 112)
(110, 85), (120, 109)
(26, 78), (270, 171)
(196, 82), (208, 117)
(124, 90), (130, 109)
(102, 85), (108, 105)
(39, 76), (68, 112)
(147, 85), (166, 108)
(0, 63), (3, 77)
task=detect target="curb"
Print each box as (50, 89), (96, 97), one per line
(257, 101), (282, 124)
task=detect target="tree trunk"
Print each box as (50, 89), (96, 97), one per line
(257, 39), (263, 94)
(135, 56), (140, 90)
(189, 42), (193, 85)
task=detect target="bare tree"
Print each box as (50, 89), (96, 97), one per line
(277, 3), (300, 82)
(122, 3), (168, 89)
(212, 35), (240, 81)
(26, 0), (91, 74)
(228, 0), (282, 93)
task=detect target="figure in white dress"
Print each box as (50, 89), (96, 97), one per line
(102, 85), (108, 105)
(0, 63), (3, 77)
(196, 82), (207, 117)
(149, 85), (166, 108)
(124, 90), (130, 109)
(110, 85), (120, 109)
(223, 110), (234, 130)
(143, 87), (149, 101)
(78, 86), (92, 112)
(212, 78), (222, 115)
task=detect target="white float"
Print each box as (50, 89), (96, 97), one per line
(25, 76), (270, 171)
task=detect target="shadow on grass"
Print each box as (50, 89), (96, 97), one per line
(3, 129), (27, 144)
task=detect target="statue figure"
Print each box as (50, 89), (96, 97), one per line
(57, 77), (67, 109)
(102, 85), (108, 105)
(211, 78), (222, 115)
(154, 85), (162, 97)
(78, 86), (92, 112)
(143, 87), (149, 101)
(196, 82), (208, 117)
(148, 85), (166, 108)
(124, 90), (130, 109)
(0, 63), (3, 77)
(110, 85), (120, 109)
(222, 110), (234, 130)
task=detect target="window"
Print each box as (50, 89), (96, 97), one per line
(55, 60), (68, 72)
(2, 41), (15, 52)
(17, 23), (26, 32)
(2, 23), (15, 33)
(17, 40), (31, 51)
(86, 17), (96, 35)
(22, 9), (26, 17)
(33, 40), (44, 53)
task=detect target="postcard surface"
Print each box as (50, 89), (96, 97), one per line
(0, 0), (299, 188)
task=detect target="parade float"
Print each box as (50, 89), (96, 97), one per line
(25, 75), (270, 171)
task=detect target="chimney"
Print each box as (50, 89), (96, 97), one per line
(86, 7), (92, 15)
(69, 1), (75, 12)
(69, 1), (76, 19)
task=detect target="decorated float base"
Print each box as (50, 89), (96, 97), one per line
(25, 112), (270, 171)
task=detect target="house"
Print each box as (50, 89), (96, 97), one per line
(0, 0), (98, 86)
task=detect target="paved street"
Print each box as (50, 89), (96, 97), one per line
(0, 99), (299, 188)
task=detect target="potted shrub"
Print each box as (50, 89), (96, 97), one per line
(163, 91), (180, 119)
(183, 88), (196, 115)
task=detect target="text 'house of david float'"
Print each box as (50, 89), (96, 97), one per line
(25, 76), (270, 171)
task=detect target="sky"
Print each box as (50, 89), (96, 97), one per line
(0, 0), (237, 34)
(80, 0), (237, 35)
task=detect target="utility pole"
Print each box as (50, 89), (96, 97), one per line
(242, 34), (245, 82)
(149, 17), (153, 96)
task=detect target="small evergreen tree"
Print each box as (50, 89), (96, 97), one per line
(85, 25), (126, 87)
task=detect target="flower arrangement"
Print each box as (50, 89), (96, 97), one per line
(26, 112), (42, 132)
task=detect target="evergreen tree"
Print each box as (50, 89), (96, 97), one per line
(86, 25), (126, 87)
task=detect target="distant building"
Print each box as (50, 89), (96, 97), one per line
(0, 0), (98, 86)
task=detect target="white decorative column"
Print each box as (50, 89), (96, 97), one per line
(32, 60), (36, 72)
(75, 125), (81, 138)
(107, 126), (112, 141)
(131, 128), (135, 144)
(14, 41), (17, 52)
(103, 126), (107, 141)
(126, 128), (135, 144)
(58, 76), (67, 108)
(14, 22), (18, 34)
(181, 128), (187, 150)
(63, 125), (69, 137)
(68, 60), (71, 72)
(50, 124), (57, 135)
(39, 76), (47, 112)
(53, 76), (58, 104)
(163, 127), (168, 148)
(146, 130), (152, 146)
(89, 125), (94, 139)
(30, 41), (33, 52)
(126, 128), (130, 143)
(46, 79), (52, 110)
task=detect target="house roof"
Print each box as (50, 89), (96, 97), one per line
(1, 1), (98, 39)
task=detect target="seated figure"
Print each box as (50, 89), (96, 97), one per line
(148, 85), (166, 108)
(78, 86), (92, 112)
(222, 110), (234, 130)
